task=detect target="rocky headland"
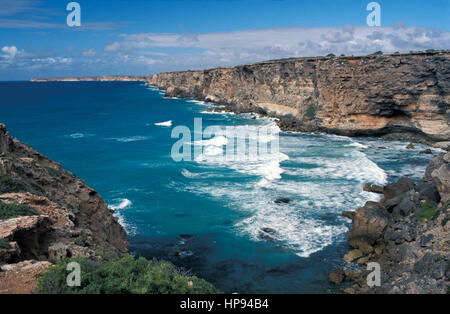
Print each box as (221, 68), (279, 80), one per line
(331, 151), (449, 294)
(0, 123), (127, 293)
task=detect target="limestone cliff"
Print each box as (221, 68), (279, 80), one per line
(0, 123), (128, 292)
(147, 51), (450, 146)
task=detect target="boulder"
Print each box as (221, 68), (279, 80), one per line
(370, 185), (384, 194)
(344, 249), (363, 262)
(363, 184), (384, 194)
(444, 152), (450, 163)
(406, 143), (415, 149)
(348, 238), (374, 254)
(431, 164), (450, 203)
(348, 203), (390, 244)
(383, 178), (414, 200)
(329, 268), (345, 285)
(420, 149), (432, 154)
(392, 198), (416, 217)
(423, 154), (445, 182)
(415, 181), (440, 203)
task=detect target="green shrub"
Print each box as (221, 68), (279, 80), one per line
(303, 105), (316, 119)
(0, 200), (40, 220)
(46, 167), (64, 177)
(37, 254), (220, 294)
(0, 238), (10, 249)
(74, 238), (85, 247)
(0, 175), (29, 194)
(415, 201), (439, 222)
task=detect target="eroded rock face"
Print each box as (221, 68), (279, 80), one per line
(335, 153), (450, 294)
(0, 215), (52, 261)
(0, 260), (52, 294)
(348, 204), (390, 244)
(0, 124), (128, 263)
(431, 163), (450, 203)
(147, 51), (450, 144)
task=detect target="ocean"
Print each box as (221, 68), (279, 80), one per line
(0, 81), (440, 293)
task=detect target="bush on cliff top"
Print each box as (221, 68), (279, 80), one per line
(37, 254), (219, 294)
(0, 200), (40, 220)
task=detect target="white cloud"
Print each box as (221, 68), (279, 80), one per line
(82, 49), (96, 57)
(107, 25), (449, 71)
(105, 41), (121, 52)
(1, 46), (18, 58)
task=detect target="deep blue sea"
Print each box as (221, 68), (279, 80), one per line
(0, 82), (441, 293)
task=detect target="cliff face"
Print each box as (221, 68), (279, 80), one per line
(148, 51), (450, 145)
(0, 123), (127, 270)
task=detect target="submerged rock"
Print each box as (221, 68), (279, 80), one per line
(274, 198), (290, 204)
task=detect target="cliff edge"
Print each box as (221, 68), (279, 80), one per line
(0, 123), (128, 293)
(148, 51), (450, 146)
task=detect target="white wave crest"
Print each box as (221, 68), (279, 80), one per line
(109, 198), (132, 210)
(115, 136), (149, 143)
(155, 120), (172, 127)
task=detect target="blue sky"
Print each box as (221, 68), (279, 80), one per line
(0, 0), (449, 80)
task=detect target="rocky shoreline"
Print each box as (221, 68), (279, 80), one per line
(0, 123), (128, 293)
(330, 150), (449, 294)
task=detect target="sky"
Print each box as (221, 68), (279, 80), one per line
(0, 0), (449, 80)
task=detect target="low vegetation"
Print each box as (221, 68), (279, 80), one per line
(0, 200), (40, 220)
(37, 254), (220, 294)
(0, 175), (28, 194)
(303, 105), (316, 119)
(415, 201), (439, 222)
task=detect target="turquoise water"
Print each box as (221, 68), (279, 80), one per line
(0, 82), (440, 293)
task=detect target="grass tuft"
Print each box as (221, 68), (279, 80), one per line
(0, 200), (40, 220)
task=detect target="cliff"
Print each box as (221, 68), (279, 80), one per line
(0, 123), (127, 293)
(147, 51), (450, 146)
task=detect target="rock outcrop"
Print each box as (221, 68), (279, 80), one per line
(0, 123), (128, 293)
(333, 152), (450, 294)
(147, 51), (450, 145)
